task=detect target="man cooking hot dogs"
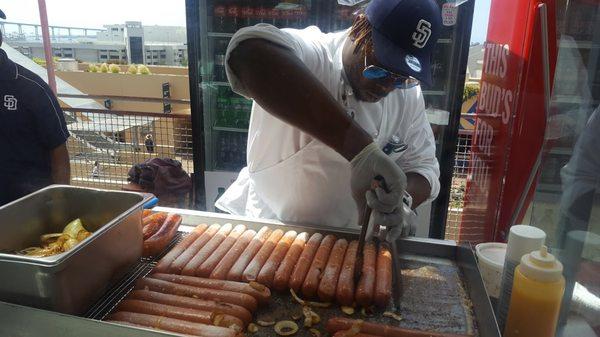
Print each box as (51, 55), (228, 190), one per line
(216, 0), (441, 239)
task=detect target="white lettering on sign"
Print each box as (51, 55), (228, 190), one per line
(477, 43), (514, 125)
(468, 40), (516, 206)
(473, 119), (494, 157)
(483, 43), (509, 78)
(469, 153), (490, 204)
(479, 82), (514, 124)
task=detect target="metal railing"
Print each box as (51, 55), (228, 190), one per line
(0, 21), (104, 41)
(61, 103), (193, 192)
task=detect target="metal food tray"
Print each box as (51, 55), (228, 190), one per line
(0, 208), (501, 337)
(0, 185), (150, 315)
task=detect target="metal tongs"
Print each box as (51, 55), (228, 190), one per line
(389, 238), (404, 306)
(354, 177), (404, 305)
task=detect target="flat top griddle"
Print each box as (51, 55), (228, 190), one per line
(0, 209), (500, 337)
(246, 257), (476, 337)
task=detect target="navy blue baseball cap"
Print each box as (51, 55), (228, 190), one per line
(0, 9), (5, 20)
(366, 0), (442, 86)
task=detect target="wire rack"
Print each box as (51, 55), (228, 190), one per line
(84, 232), (186, 320)
(445, 133), (472, 241)
(61, 107), (193, 193)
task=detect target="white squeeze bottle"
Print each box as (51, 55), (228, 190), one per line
(504, 246), (565, 337)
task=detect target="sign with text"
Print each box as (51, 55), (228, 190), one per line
(459, 0), (557, 243)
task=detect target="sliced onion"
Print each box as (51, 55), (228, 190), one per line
(290, 288), (331, 308)
(257, 319), (276, 327)
(76, 230), (91, 242)
(383, 311), (403, 322)
(247, 323), (259, 333)
(341, 306), (355, 315)
(302, 306), (313, 320)
(40, 233), (62, 243)
(228, 324), (242, 333)
(310, 311), (320, 324)
(274, 320), (298, 336)
(309, 328), (321, 337)
(18, 247), (44, 255)
(307, 300), (332, 308)
(290, 288), (305, 305)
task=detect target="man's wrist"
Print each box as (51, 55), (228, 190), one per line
(341, 123), (372, 161)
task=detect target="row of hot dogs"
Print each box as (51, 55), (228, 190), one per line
(151, 223), (392, 308)
(107, 274), (271, 336)
(106, 277), (464, 337)
(108, 213), (469, 337)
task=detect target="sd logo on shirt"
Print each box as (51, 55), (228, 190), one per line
(3, 95), (17, 111)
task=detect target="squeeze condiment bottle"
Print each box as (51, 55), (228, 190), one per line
(504, 246), (565, 337)
(496, 225), (546, 331)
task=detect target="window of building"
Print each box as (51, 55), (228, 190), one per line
(100, 55), (108, 59)
(109, 55), (119, 59)
(129, 36), (144, 64)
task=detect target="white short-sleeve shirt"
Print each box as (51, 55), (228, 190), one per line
(217, 24), (440, 228)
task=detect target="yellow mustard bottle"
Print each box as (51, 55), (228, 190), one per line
(504, 246), (565, 337)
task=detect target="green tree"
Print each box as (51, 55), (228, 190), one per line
(463, 83), (480, 102)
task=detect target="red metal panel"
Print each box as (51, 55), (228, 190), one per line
(459, 0), (557, 243)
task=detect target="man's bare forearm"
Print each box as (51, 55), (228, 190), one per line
(405, 172), (431, 209)
(50, 143), (70, 184)
(229, 39), (371, 161)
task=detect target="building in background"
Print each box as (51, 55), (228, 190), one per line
(1, 21), (187, 66)
(465, 42), (485, 83)
(1, 42), (192, 194)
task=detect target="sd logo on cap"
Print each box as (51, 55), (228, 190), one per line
(365, 0), (442, 86)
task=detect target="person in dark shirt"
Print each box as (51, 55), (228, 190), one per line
(0, 9), (71, 206)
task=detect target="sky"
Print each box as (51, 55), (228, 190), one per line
(1, 0), (491, 42)
(0, 0), (188, 28)
(469, 0), (491, 43)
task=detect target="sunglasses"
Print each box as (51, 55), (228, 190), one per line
(362, 51), (419, 89)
